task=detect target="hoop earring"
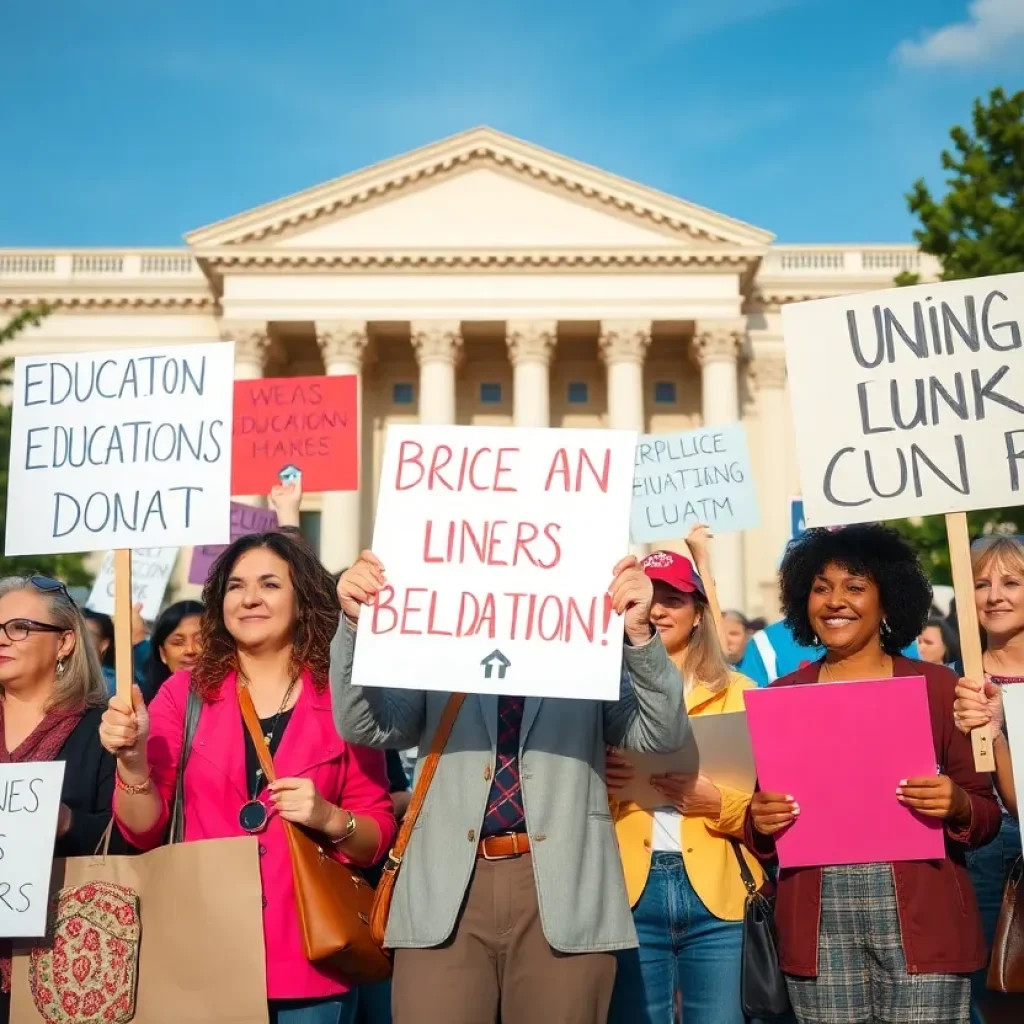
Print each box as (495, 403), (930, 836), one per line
(56, 657), (66, 679)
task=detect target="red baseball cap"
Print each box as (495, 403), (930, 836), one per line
(641, 550), (706, 598)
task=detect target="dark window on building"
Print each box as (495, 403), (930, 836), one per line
(654, 381), (677, 404)
(392, 382), (414, 405)
(567, 381), (589, 404)
(480, 382), (502, 404)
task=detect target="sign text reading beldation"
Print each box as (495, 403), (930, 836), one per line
(353, 424), (637, 700)
(783, 272), (1024, 526)
(5, 342), (234, 556)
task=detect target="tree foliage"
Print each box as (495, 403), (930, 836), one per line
(0, 307), (90, 584)
(890, 87), (1024, 582)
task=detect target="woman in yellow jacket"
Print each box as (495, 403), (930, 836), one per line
(606, 540), (761, 1024)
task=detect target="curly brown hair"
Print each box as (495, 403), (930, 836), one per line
(191, 531), (340, 701)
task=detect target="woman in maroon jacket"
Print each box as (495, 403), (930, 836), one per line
(747, 525), (999, 1024)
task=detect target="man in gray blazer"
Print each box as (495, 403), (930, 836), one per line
(332, 550), (690, 1024)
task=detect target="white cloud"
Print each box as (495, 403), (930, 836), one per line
(896, 0), (1024, 67)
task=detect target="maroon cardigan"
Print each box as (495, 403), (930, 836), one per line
(744, 656), (1000, 977)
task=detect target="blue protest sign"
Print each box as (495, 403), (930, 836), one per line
(630, 424), (760, 544)
(790, 497), (806, 540)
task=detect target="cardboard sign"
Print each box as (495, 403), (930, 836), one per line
(354, 424), (637, 699)
(783, 272), (1024, 527)
(188, 502), (279, 585)
(5, 342), (234, 556)
(87, 547), (178, 621)
(231, 375), (358, 495)
(0, 761), (65, 937)
(630, 424), (759, 543)
(744, 677), (944, 868)
(614, 711), (756, 808)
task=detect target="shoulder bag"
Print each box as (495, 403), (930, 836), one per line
(987, 855), (1024, 992)
(729, 839), (791, 1018)
(368, 693), (466, 947)
(238, 685), (393, 983)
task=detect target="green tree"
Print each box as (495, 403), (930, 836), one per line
(0, 307), (90, 584)
(891, 87), (1024, 582)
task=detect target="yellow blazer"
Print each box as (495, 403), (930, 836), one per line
(611, 671), (764, 921)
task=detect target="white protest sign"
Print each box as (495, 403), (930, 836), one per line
(5, 341), (234, 555)
(87, 547), (178, 621)
(0, 761), (65, 937)
(631, 424), (759, 543)
(354, 424), (637, 700)
(784, 272), (1024, 527)
(1002, 684), (1024, 826)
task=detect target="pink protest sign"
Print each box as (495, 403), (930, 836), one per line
(188, 503), (279, 585)
(743, 677), (944, 868)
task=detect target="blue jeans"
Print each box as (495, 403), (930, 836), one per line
(609, 851), (745, 1024)
(268, 994), (359, 1024)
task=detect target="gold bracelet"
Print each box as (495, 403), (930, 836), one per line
(115, 768), (152, 795)
(332, 809), (357, 845)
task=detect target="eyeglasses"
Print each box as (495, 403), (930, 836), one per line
(27, 575), (73, 604)
(0, 618), (68, 643)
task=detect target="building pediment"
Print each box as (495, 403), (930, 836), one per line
(186, 127), (773, 265)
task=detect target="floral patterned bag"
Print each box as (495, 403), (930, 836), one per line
(29, 880), (141, 1024)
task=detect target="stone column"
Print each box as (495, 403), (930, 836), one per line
(600, 320), (651, 556)
(750, 353), (789, 620)
(507, 320), (556, 428)
(692, 322), (745, 610)
(317, 321), (369, 573)
(411, 321), (462, 424)
(221, 321), (270, 506)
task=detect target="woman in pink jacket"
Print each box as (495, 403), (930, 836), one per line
(100, 530), (396, 1024)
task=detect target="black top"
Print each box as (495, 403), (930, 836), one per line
(53, 706), (125, 857)
(385, 750), (410, 794)
(242, 709), (293, 796)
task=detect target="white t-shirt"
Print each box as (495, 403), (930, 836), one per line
(650, 809), (683, 852)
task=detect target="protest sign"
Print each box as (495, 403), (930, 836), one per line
(783, 272), (1024, 528)
(789, 497), (805, 541)
(630, 424), (759, 543)
(5, 342), (234, 556)
(353, 424), (637, 700)
(231, 375), (358, 495)
(87, 547), (178, 621)
(0, 761), (65, 937)
(1001, 683), (1024, 822)
(744, 677), (944, 868)
(188, 502), (279, 585)
(615, 711), (756, 809)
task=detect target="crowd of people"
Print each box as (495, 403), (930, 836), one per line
(1, 476), (1022, 1024)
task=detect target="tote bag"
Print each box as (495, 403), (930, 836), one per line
(11, 692), (269, 1024)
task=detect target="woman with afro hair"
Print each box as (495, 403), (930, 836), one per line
(745, 524), (999, 1024)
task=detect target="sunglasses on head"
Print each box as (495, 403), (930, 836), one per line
(27, 575), (74, 604)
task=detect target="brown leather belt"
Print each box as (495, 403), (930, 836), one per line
(477, 832), (531, 860)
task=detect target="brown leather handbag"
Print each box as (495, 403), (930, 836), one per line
(368, 693), (466, 947)
(988, 856), (1024, 993)
(238, 686), (392, 984)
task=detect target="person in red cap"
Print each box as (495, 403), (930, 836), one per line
(607, 527), (760, 1024)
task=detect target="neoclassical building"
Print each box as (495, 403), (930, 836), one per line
(0, 127), (939, 618)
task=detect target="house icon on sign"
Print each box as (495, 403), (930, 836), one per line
(480, 650), (511, 680)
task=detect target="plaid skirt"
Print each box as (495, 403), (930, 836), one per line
(786, 863), (970, 1024)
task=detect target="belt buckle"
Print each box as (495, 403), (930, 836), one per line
(481, 831), (521, 861)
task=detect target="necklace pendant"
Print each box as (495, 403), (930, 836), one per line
(263, 735), (271, 746)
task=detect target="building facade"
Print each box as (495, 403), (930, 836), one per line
(0, 127), (940, 618)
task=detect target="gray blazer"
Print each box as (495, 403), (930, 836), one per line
(330, 620), (690, 953)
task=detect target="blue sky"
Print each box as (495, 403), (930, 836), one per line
(1, 0), (1020, 246)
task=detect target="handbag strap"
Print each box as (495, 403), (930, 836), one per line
(237, 684), (279, 785)
(729, 838), (759, 897)
(386, 693), (466, 869)
(169, 686), (203, 845)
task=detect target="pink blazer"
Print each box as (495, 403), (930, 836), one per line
(114, 669), (397, 1001)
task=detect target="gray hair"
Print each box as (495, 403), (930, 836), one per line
(0, 576), (107, 710)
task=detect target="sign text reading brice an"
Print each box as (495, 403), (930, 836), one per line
(783, 272), (1024, 526)
(353, 424), (637, 700)
(5, 342), (234, 556)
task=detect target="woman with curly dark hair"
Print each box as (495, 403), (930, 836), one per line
(100, 531), (396, 1024)
(745, 524), (1000, 1024)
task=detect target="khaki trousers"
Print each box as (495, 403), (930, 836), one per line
(391, 853), (616, 1023)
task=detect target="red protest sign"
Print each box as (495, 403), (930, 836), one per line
(230, 375), (358, 495)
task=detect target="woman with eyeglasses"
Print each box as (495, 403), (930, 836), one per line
(0, 575), (112, 1023)
(100, 531), (396, 1024)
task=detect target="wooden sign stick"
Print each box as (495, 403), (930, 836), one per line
(113, 549), (134, 704)
(945, 512), (994, 772)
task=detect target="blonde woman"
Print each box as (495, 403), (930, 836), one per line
(0, 575), (110, 1024)
(607, 532), (760, 1024)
